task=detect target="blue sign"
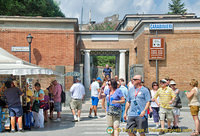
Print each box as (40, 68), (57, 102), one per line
(149, 24), (173, 30)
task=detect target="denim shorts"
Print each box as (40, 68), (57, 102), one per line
(9, 106), (23, 117)
(54, 102), (61, 112)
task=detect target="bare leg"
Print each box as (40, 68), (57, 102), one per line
(71, 109), (76, 116)
(167, 120), (171, 128)
(11, 117), (15, 130)
(94, 106), (97, 116)
(160, 120), (165, 129)
(89, 106), (94, 115)
(18, 116), (23, 129)
(193, 115), (200, 132)
(77, 110), (81, 117)
(57, 112), (61, 118)
(102, 98), (105, 109)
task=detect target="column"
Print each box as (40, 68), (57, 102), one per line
(84, 50), (91, 91)
(119, 50), (126, 82)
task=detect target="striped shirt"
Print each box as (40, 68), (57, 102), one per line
(154, 87), (176, 109)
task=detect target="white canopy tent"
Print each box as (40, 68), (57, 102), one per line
(0, 48), (61, 76)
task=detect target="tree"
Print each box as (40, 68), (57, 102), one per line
(0, 0), (64, 17)
(168, 0), (187, 14)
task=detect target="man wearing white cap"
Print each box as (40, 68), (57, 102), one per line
(169, 80), (182, 130)
(154, 79), (176, 135)
(70, 78), (85, 122)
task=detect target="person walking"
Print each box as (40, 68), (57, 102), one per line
(101, 77), (108, 112)
(119, 78), (128, 123)
(88, 77), (101, 118)
(32, 82), (45, 128)
(47, 83), (54, 120)
(154, 79), (176, 135)
(52, 80), (62, 122)
(169, 80), (182, 130)
(185, 79), (200, 136)
(99, 79), (125, 136)
(149, 82), (160, 128)
(124, 75), (151, 136)
(4, 81), (24, 132)
(70, 78), (85, 122)
(102, 64), (112, 78)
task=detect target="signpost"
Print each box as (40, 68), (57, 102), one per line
(149, 37), (165, 83)
(149, 38), (165, 60)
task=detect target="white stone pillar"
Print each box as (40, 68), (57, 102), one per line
(84, 50), (91, 90)
(119, 50), (126, 82)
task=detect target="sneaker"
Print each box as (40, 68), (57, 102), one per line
(94, 116), (100, 119)
(88, 115), (93, 118)
(156, 124), (160, 128)
(73, 116), (78, 122)
(11, 129), (15, 133)
(168, 127), (172, 133)
(54, 118), (61, 122)
(18, 128), (24, 132)
(159, 129), (165, 135)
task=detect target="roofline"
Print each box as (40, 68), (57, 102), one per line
(131, 18), (200, 33)
(79, 31), (133, 35)
(0, 16), (78, 23)
(116, 13), (196, 30)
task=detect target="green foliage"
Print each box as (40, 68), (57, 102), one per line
(168, 0), (187, 14)
(89, 21), (117, 31)
(0, 0), (64, 17)
(93, 56), (116, 68)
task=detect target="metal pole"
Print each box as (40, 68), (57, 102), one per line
(155, 30), (158, 83)
(29, 43), (31, 63)
(156, 60), (158, 83)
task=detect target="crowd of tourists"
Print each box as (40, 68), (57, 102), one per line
(2, 79), (63, 132)
(1, 64), (200, 136)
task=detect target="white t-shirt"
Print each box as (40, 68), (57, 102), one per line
(70, 83), (85, 99)
(91, 81), (100, 97)
(150, 90), (159, 107)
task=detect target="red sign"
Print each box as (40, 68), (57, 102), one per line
(149, 38), (165, 60)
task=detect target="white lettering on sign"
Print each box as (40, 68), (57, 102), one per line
(149, 24), (173, 30)
(11, 47), (29, 52)
(153, 39), (161, 47)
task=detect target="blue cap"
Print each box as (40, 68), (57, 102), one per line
(96, 77), (102, 81)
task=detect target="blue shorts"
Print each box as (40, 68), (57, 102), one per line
(91, 97), (99, 106)
(54, 102), (61, 112)
(9, 106), (23, 117)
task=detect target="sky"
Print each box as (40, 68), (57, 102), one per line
(56, 0), (200, 24)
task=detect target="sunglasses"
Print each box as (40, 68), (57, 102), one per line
(133, 79), (140, 81)
(153, 84), (158, 86)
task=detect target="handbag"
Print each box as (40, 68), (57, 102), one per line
(172, 93), (182, 108)
(32, 100), (39, 113)
(107, 90), (121, 117)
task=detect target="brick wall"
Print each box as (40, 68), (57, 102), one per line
(135, 30), (200, 91)
(0, 29), (76, 90)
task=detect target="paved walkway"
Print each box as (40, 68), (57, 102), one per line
(0, 100), (196, 136)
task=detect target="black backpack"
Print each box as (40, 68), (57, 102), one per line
(60, 85), (66, 103)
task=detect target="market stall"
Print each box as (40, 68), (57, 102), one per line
(0, 48), (61, 132)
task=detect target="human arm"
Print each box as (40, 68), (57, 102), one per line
(112, 97), (125, 104)
(140, 89), (151, 117)
(140, 101), (150, 117)
(124, 101), (130, 121)
(98, 89), (106, 99)
(169, 90), (176, 104)
(110, 72), (113, 78)
(102, 69), (105, 78)
(89, 85), (91, 91)
(185, 88), (195, 99)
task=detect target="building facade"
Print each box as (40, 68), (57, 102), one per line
(0, 14), (200, 92)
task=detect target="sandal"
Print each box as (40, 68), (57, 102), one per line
(191, 131), (200, 136)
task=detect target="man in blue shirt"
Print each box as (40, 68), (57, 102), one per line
(124, 75), (151, 136)
(102, 64), (112, 78)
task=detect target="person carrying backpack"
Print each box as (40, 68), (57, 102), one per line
(52, 80), (62, 122)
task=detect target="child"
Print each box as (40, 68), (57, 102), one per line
(43, 90), (50, 122)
